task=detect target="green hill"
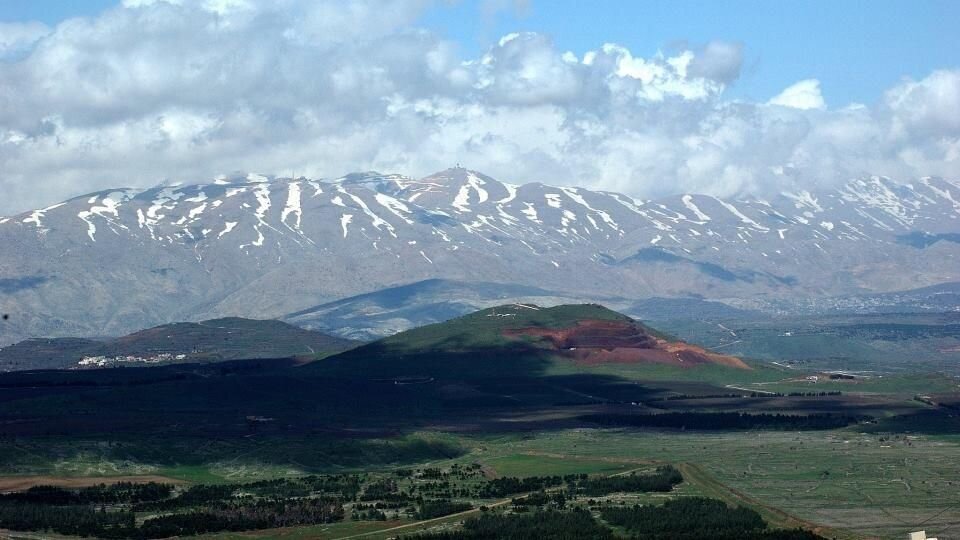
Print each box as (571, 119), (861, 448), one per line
(0, 317), (358, 371)
(311, 303), (746, 379)
(360, 303), (636, 351)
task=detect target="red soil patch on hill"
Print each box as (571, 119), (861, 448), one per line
(503, 319), (749, 370)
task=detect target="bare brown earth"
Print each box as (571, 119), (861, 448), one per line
(0, 475), (185, 493)
(504, 319), (750, 370)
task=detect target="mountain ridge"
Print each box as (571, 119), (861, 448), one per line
(1, 167), (958, 345)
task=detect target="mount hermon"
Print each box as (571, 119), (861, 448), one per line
(0, 168), (958, 344)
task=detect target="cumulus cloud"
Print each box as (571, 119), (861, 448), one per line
(768, 79), (827, 110)
(0, 21), (50, 60)
(688, 40), (743, 83)
(0, 0), (958, 215)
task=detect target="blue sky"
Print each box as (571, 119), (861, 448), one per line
(0, 0), (957, 213)
(3, 0), (958, 107)
(422, 0), (960, 106)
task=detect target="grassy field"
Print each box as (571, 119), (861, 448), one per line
(162, 425), (955, 540)
(547, 352), (960, 394)
(464, 429), (960, 539)
(479, 454), (637, 477)
(2, 426), (956, 539)
(186, 426), (960, 539)
(656, 314), (960, 375)
(194, 519), (416, 540)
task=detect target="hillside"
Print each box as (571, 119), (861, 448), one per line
(313, 304), (749, 378)
(0, 303), (928, 482)
(284, 279), (618, 341)
(0, 317), (357, 371)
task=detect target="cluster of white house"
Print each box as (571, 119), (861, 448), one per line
(77, 353), (188, 367)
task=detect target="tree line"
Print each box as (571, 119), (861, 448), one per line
(0, 482), (172, 505)
(581, 411), (863, 430)
(600, 497), (824, 540)
(572, 466), (682, 496)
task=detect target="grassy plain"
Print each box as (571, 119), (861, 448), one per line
(464, 429), (960, 540)
(169, 426), (960, 539)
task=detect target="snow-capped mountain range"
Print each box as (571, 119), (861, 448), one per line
(1, 167), (958, 345)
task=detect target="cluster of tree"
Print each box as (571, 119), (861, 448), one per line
(353, 508), (388, 521)
(226, 474), (364, 501)
(414, 479), (476, 499)
(301, 474), (363, 499)
(448, 463), (485, 480)
(600, 497), (824, 540)
(137, 512), (267, 538)
(581, 412), (863, 430)
(573, 465), (682, 496)
(0, 482), (173, 505)
(360, 479), (399, 501)
(647, 391), (842, 406)
(405, 508), (614, 539)
(415, 499), (473, 519)
(416, 480), (450, 490)
(478, 475), (565, 497)
(138, 498), (344, 538)
(134, 474), (363, 512)
(657, 393), (774, 401)
(0, 495), (345, 539)
(420, 468), (447, 479)
(133, 483), (235, 511)
(0, 503), (135, 539)
(355, 500), (408, 511)
(511, 490), (566, 509)
(241, 478), (311, 498)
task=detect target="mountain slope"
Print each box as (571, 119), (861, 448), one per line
(0, 317), (357, 371)
(1, 168), (958, 344)
(284, 278), (626, 340)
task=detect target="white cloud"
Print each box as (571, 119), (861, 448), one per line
(688, 40), (743, 83)
(885, 69), (960, 139)
(0, 21), (50, 60)
(769, 79), (827, 110)
(0, 1), (957, 216)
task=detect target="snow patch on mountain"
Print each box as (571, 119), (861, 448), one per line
(281, 182), (303, 231)
(22, 202), (65, 232)
(375, 193), (414, 224)
(76, 192), (131, 241)
(715, 198), (769, 231)
(681, 195), (711, 222)
(218, 221), (238, 238)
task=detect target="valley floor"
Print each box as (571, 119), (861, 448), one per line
(1, 427), (957, 539)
